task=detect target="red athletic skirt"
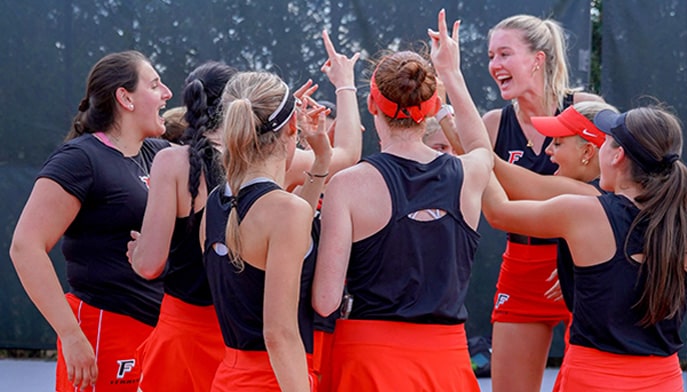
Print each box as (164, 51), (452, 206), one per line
(137, 294), (224, 392)
(56, 293), (154, 392)
(329, 319), (480, 392)
(313, 330), (335, 392)
(211, 346), (316, 391)
(492, 241), (571, 326)
(557, 344), (683, 391)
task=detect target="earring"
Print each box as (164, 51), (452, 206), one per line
(582, 158), (589, 165)
(129, 104), (134, 110)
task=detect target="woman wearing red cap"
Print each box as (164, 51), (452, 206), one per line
(482, 104), (687, 391)
(312, 10), (492, 391)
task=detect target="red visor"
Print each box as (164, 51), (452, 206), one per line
(370, 71), (440, 124)
(532, 106), (606, 148)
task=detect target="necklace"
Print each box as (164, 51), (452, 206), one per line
(526, 139), (534, 148)
(94, 132), (151, 187)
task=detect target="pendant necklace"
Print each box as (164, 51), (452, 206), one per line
(95, 132), (150, 186)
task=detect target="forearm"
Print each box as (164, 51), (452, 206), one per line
(10, 246), (83, 340)
(296, 152), (331, 211)
(441, 71), (492, 154)
(265, 330), (311, 391)
(330, 89), (362, 172)
(438, 113), (465, 155)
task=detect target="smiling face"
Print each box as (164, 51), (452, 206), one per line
(488, 28), (540, 101)
(128, 61), (173, 138)
(545, 135), (591, 179)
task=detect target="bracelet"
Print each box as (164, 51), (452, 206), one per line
(335, 86), (357, 94)
(304, 171), (329, 183)
(435, 103), (454, 123)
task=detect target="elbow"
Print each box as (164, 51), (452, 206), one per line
(312, 295), (339, 318)
(483, 208), (507, 232)
(131, 258), (165, 280)
(263, 324), (301, 352)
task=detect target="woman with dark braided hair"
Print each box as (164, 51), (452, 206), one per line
(127, 61), (236, 391)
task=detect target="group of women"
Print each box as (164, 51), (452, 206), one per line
(9, 8), (687, 392)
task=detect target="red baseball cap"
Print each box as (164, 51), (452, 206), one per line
(532, 106), (606, 148)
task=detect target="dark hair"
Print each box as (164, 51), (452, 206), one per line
(373, 51), (436, 128)
(179, 61), (237, 220)
(623, 106), (687, 325)
(67, 50), (149, 141)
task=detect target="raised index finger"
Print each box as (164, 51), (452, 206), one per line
(322, 30), (338, 58)
(437, 8), (449, 39)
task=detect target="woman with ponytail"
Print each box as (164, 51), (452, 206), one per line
(483, 105), (687, 391)
(127, 61), (236, 391)
(203, 31), (359, 391)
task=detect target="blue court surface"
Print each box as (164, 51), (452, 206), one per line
(1, 359), (685, 391)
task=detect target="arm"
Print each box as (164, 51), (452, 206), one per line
(263, 195), (313, 391)
(128, 147), (184, 279)
(429, 10), (493, 168)
(294, 109), (333, 211)
(9, 178), (98, 389)
(285, 30), (362, 190)
(493, 155), (601, 200)
(483, 172), (583, 239)
(312, 171), (353, 317)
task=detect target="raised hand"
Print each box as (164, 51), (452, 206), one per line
(428, 9), (461, 78)
(320, 30), (360, 90)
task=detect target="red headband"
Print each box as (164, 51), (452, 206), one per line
(370, 70), (440, 124)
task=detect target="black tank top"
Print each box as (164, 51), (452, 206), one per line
(345, 153), (479, 324)
(204, 181), (316, 352)
(570, 193), (685, 356)
(163, 210), (214, 305)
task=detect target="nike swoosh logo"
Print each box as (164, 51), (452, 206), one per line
(581, 129), (597, 138)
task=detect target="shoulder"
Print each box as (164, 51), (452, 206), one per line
(261, 190), (312, 226)
(149, 145), (189, 178)
(482, 108), (503, 125)
(482, 108), (503, 144)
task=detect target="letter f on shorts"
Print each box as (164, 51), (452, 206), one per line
(116, 359), (136, 378)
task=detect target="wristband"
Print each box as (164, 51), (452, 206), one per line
(304, 171), (329, 183)
(435, 104), (454, 123)
(335, 86), (357, 94)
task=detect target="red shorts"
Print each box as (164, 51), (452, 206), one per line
(313, 330), (335, 392)
(491, 241), (571, 326)
(56, 293), (154, 392)
(557, 345), (683, 391)
(137, 294), (224, 392)
(329, 319), (479, 392)
(211, 347), (316, 391)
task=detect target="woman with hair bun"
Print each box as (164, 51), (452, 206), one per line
(312, 10), (492, 391)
